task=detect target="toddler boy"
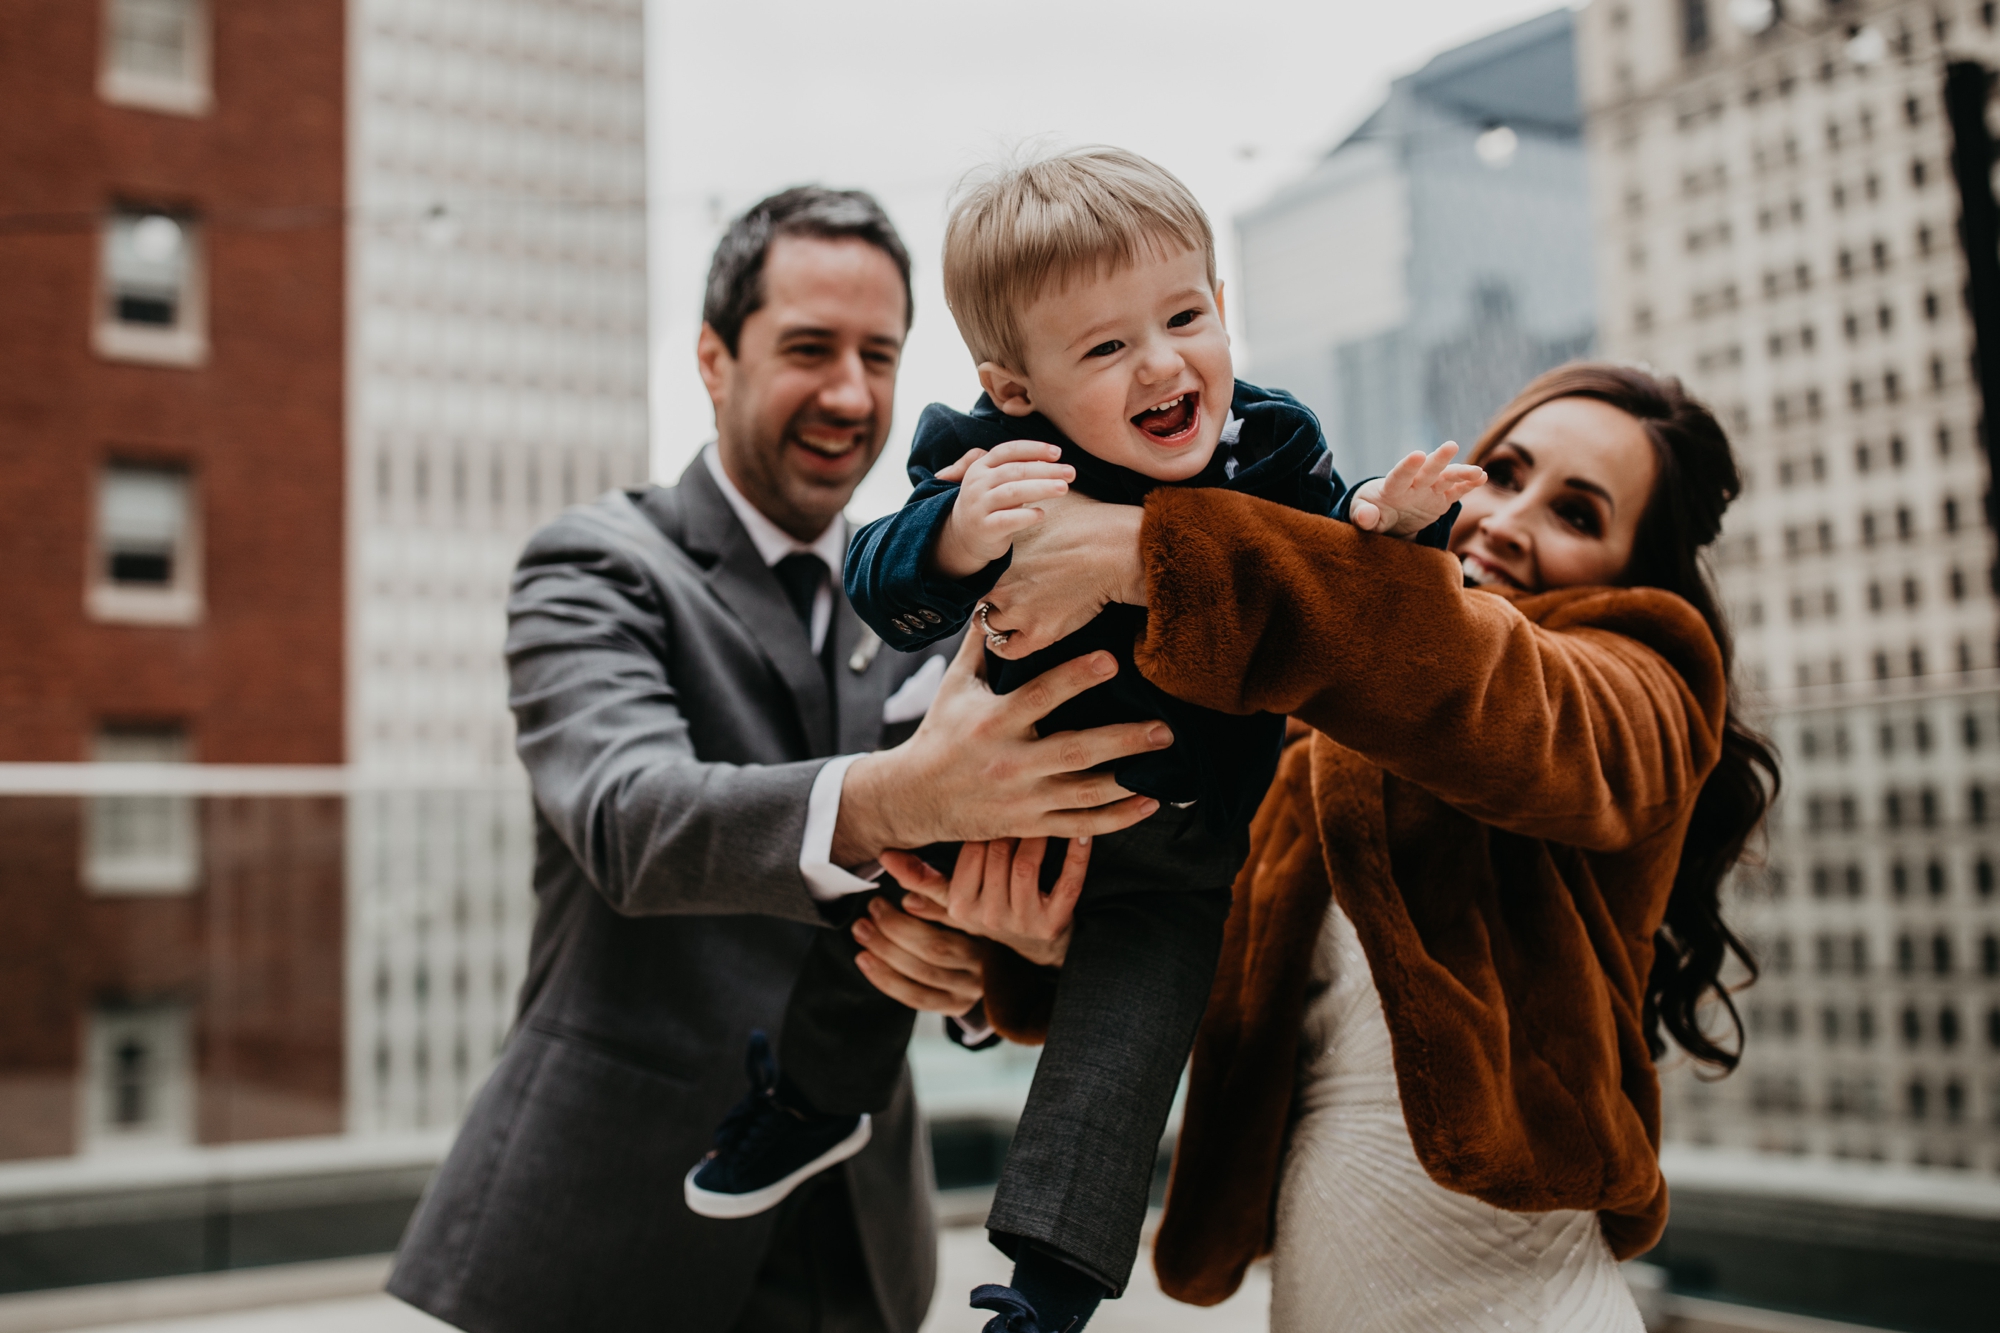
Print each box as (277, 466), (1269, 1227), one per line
(687, 147), (1481, 1333)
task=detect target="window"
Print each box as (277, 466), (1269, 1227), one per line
(84, 724), (199, 894)
(1685, 0), (1711, 55)
(99, 0), (211, 116)
(82, 1003), (193, 1152)
(96, 210), (206, 365)
(89, 463), (200, 624)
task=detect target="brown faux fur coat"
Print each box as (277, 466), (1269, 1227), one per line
(982, 487), (1727, 1305)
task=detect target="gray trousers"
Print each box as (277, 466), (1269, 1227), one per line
(781, 812), (1242, 1296)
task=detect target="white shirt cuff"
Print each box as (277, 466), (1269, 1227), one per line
(953, 1012), (998, 1046)
(801, 753), (882, 902)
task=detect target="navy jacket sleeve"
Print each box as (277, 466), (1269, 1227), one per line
(844, 403), (1011, 653)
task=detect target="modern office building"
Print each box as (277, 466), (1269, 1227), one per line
(1578, 0), (2000, 1175)
(342, 0), (648, 1137)
(1235, 7), (1597, 480)
(0, 0), (647, 1169)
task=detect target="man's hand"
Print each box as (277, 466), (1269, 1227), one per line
(849, 895), (985, 1015)
(969, 490), (1145, 660)
(882, 838), (1084, 969)
(1347, 441), (1486, 537)
(930, 442), (1074, 580)
(831, 626), (1169, 864)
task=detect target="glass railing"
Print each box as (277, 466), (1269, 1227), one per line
(0, 769), (1040, 1296)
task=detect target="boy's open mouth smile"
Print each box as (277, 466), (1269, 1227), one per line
(1131, 391), (1200, 444)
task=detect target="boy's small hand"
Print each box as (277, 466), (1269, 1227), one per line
(932, 440), (1074, 580)
(1348, 441), (1485, 538)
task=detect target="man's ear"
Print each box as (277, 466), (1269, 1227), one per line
(696, 323), (733, 410)
(977, 362), (1036, 418)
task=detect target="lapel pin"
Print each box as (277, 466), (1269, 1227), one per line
(848, 629), (882, 674)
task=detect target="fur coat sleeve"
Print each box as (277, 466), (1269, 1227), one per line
(967, 488), (1733, 1303)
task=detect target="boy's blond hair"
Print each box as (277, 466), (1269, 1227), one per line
(942, 146), (1216, 372)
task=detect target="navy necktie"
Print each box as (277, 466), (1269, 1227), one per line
(773, 552), (826, 642)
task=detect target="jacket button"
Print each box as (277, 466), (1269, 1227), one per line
(920, 609), (942, 624)
(892, 617), (912, 634)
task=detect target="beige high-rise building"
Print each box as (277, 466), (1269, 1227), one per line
(344, 0), (650, 1134)
(1579, 0), (2000, 1173)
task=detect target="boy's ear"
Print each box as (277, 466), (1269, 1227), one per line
(1214, 281), (1227, 331)
(977, 362), (1037, 418)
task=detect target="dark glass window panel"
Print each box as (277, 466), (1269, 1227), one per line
(108, 550), (173, 584)
(115, 293), (177, 326)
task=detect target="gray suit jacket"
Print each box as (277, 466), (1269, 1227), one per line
(388, 459), (948, 1333)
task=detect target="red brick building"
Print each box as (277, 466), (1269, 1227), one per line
(0, 0), (346, 1159)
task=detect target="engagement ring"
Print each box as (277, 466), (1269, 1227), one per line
(977, 602), (1013, 650)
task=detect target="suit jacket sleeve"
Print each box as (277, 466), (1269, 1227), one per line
(506, 509), (828, 924)
(1134, 488), (1727, 853)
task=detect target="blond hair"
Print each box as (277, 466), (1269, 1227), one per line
(942, 146), (1216, 371)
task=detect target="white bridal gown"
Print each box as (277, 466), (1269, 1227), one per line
(1268, 904), (1647, 1333)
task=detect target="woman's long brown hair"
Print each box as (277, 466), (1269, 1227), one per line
(1469, 362), (1778, 1072)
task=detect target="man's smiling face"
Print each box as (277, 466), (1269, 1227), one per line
(981, 244), (1230, 482)
(699, 235), (907, 540)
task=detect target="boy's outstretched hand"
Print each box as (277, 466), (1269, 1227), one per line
(931, 441), (1075, 580)
(1347, 441), (1485, 538)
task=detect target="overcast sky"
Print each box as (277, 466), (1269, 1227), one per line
(645, 0), (1568, 519)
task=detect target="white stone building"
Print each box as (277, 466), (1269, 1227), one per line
(343, 0), (650, 1134)
(1236, 9), (1597, 480)
(1578, 0), (2000, 1173)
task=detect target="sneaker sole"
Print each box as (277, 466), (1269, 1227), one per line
(682, 1114), (873, 1220)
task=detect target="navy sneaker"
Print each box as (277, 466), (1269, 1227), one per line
(971, 1284), (1077, 1333)
(683, 1031), (871, 1220)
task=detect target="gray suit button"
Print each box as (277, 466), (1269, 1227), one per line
(920, 609), (942, 624)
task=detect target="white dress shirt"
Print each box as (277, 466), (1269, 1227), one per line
(703, 446), (844, 654)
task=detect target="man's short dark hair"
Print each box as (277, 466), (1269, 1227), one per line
(703, 187), (914, 355)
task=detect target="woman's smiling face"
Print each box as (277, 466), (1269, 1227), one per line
(1449, 395), (1660, 593)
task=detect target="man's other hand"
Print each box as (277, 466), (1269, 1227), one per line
(850, 895), (984, 1015)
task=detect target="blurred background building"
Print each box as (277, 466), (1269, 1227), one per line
(0, 0), (350, 1165)
(342, 0), (648, 1139)
(0, 0), (645, 1290)
(1575, 0), (2000, 1322)
(1236, 7), (1597, 479)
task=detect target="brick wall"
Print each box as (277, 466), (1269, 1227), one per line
(0, 0), (347, 1157)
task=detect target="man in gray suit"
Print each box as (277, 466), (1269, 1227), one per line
(388, 188), (1170, 1333)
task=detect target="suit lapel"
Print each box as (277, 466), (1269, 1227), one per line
(833, 595), (895, 755)
(676, 461), (837, 756)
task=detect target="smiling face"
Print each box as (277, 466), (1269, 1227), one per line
(978, 245), (1230, 481)
(1450, 395), (1660, 592)
(698, 235), (906, 541)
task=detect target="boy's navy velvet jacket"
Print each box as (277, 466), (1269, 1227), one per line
(846, 379), (1450, 834)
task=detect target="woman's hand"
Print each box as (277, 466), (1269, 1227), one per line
(968, 490), (1147, 659)
(848, 894), (987, 1015)
(878, 837), (1087, 968)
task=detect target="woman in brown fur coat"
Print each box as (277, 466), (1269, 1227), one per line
(875, 364), (1777, 1330)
